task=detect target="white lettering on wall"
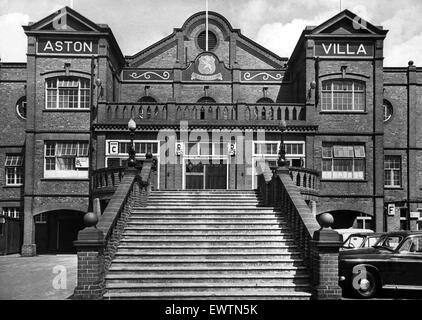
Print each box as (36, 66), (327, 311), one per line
(319, 43), (369, 56)
(40, 40), (95, 53)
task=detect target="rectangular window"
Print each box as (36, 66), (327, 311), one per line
(2, 207), (20, 219)
(322, 144), (365, 180)
(5, 155), (24, 186)
(45, 77), (90, 109)
(321, 80), (365, 112)
(105, 140), (159, 167)
(400, 208), (408, 230)
(384, 155), (401, 187)
(34, 213), (47, 224)
(356, 213), (373, 230)
(44, 141), (89, 179)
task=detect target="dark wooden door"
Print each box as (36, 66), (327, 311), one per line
(186, 161), (204, 189)
(206, 163), (227, 189)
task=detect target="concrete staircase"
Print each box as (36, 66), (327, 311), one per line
(103, 190), (312, 300)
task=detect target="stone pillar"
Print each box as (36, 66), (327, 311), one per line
(73, 226), (105, 300)
(311, 213), (343, 300)
(21, 196), (36, 256)
(311, 200), (317, 217)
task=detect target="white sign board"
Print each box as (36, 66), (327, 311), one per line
(388, 204), (395, 216)
(109, 141), (119, 155)
(75, 157), (89, 168)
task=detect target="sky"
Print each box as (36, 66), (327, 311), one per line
(0, 0), (421, 66)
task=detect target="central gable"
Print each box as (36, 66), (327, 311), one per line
(310, 9), (388, 36)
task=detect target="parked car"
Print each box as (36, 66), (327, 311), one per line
(341, 232), (386, 251)
(339, 231), (422, 298)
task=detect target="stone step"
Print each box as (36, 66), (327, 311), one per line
(118, 239), (295, 246)
(129, 213), (283, 218)
(103, 288), (312, 300)
(105, 282), (310, 292)
(120, 235), (294, 242)
(114, 253), (302, 261)
(125, 222), (289, 228)
(124, 225), (286, 231)
(110, 260), (304, 269)
(116, 245), (299, 253)
(105, 273), (309, 283)
(148, 196), (261, 201)
(106, 265), (307, 275)
(127, 218), (285, 224)
(132, 207), (281, 212)
(150, 190), (259, 194)
(123, 229), (292, 236)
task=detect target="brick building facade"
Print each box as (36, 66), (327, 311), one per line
(0, 7), (421, 255)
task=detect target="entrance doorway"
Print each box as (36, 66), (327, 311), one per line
(185, 159), (227, 189)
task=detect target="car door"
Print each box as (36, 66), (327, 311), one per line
(391, 235), (422, 288)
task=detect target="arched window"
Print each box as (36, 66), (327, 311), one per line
(138, 96), (157, 103)
(321, 79), (365, 111)
(383, 99), (393, 122)
(200, 107), (205, 120)
(16, 96), (27, 119)
(197, 96), (216, 103)
(256, 97), (274, 104)
(197, 31), (218, 51)
(46, 77), (90, 109)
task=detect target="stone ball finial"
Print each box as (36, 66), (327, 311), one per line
(83, 211), (98, 228)
(145, 152), (153, 159)
(319, 213), (334, 229)
(408, 60), (414, 66)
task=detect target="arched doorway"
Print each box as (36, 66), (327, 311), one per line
(34, 210), (84, 254)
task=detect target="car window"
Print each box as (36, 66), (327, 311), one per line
(381, 236), (402, 250)
(399, 236), (422, 254)
(343, 235), (364, 248)
(365, 236), (380, 248)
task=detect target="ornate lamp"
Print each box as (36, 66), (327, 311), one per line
(127, 118), (136, 167)
(277, 119), (287, 167)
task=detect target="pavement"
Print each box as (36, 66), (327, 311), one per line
(0, 254), (77, 300)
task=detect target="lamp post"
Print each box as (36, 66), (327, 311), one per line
(277, 119), (287, 167)
(127, 118), (136, 167)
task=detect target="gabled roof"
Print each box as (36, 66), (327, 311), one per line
(309, 9), (388, 36)
(23, 6), (102, 32)
(126, 11), (287, 68)
(22, 6), (125, 66)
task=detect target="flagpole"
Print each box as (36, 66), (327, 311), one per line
(205, 0), (209, 51)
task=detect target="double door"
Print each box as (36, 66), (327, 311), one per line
(185, 159), (227, 189)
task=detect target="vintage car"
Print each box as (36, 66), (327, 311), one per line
(339, 231), (422, 298)
(341, 232), (386, 251)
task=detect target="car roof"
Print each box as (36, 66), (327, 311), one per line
(382, 230), (422, 237)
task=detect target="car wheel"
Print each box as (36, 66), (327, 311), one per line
(351, 270), (378, 299)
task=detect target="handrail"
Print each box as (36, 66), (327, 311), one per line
(257, 165), (320, 281)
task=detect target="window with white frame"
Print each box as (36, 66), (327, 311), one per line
(355, 213), (373, 230)
(5, 155), (24, 186)
(46, 77), (90, 109)
(2, 207), (21, 219)
(44, 141), (89, 178)
(384, 155), (401, 187)
(187, 142), (227, 157)
(105, 140), (159, 168)
(322, 144), (365, 180)
(321, 80), (365, 111)
(253, 141), (305, 167)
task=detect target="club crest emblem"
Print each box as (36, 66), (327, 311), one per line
(198, 55), (216, 75)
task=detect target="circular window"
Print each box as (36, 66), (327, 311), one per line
(197, 30), (217, 51)
(16, 96), (27, 119)
(383, 100), (393, 122)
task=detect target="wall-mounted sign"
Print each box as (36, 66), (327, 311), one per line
(175, 142), (184, 156)
(387, 203), (395, 216)
(183, 53), (231, 82)
(37, 38), (98, 55)
(75, 157), (89, 168)
(108, 141), (119, 155)
(122, 69), (174, 82)
(228, 143), (236, 156)
(314, 41), (373, 57)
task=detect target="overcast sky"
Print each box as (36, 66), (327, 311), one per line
(0, 0), (421, 66)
